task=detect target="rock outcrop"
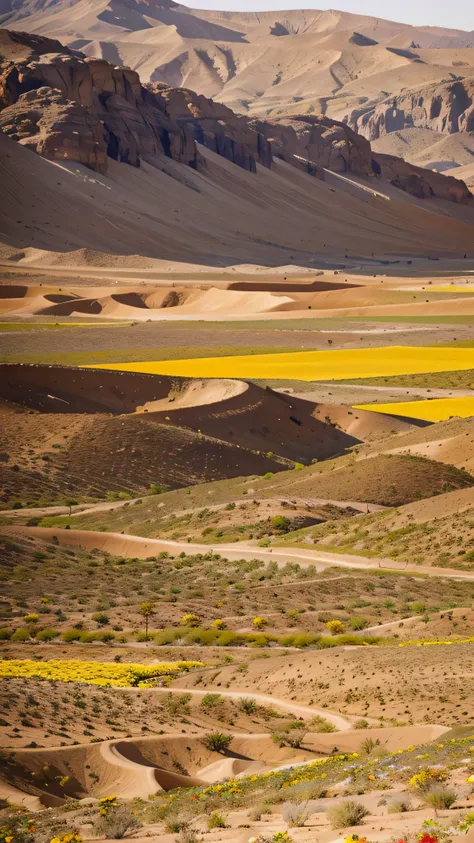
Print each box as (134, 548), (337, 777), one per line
(0, 29), (271, 172)
(372, 153), (472, 203)
(251, 114), (373, 177)
(0, 28), (471, 203)
(349, 78), (474, 140)
(0, 86), (108, 171)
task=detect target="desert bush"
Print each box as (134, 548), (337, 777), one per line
(0, 628), (13, 640)
(239, 697), (257, 715)
(97, 803), (141, 839)
(176, 826), (203, 843)
(326, 620), (345, 635)
(202, 732), (232, 753)
(62, 629), (82, 642)
(36, 628), (60, 641)
(23, 613), (39, 624)
(387, 798), (412, 814)
(11, 628), (30, 641)
(349, 617), (368, 631)
(207, 811), (227, 829)
(424, 786), (457, 813)
(91, 612), (109, 626)
(164, 693), (192, 716)
(281, 800), (310, 827)
(326, 800), (369, 829)
(361, 737), (381, 754)
(253, 616), (268, 630)
(272, 727), (307, 748)
(201, 693), (223, 709)
(310, 715), (337, 733)
(270, 516), (291, 532)
(353, 719), (369, 729)
(181, 613), (200, 627)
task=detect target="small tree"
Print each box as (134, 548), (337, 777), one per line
(64, 498), (78, 516)
(139, 602), (154, 642)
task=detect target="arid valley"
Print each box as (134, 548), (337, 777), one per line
(0, 2), (473, 843)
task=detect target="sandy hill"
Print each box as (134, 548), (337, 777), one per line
(363, 416), (474, 473)
(0, 364), (359, 504)
(277, 485), (474, 570)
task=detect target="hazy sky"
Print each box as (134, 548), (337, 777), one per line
(183, 1), (474, 31)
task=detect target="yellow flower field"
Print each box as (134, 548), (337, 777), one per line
(0, 659), (204, 687)
(88, 346), (474, 382)
(354, 396), (474, 422)
(429, 285), (474, 293)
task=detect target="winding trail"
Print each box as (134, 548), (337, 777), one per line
(162, 685), (352, 731)
(4, 526), (473, 581)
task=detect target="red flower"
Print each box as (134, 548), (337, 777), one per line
(420, 835), (437, 843)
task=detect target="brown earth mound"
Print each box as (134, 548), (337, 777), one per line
(0, 365), (361, 503)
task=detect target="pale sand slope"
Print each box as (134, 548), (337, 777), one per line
(372, 129), (474, 172)
(2, 133), (474, 270)
(2, 1), (472, 124)
(5, 527), (474, 580)
(444, 163), (474, 191)
(362, 417), (474, 472)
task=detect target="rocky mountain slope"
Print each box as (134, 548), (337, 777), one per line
(1, 0), (472, 155)
(0, 28), (471, 208)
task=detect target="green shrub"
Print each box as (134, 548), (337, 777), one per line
(36, 628), (60, 641)
(350, 617), (368, 631)
(11, 628), (30, 641)
(0, 628), (13, 640)
(310, 715), (337, 733)
(207, 811), (227, 830)
(202, 732), (232, 753)
(327, 800), (370, 829)
(239, 697), (257, 715)
(424, 786), (457, 813)
(201, 693), (223, 709)
(62, 628), (82, 642)
(387, 798), (412, 814)
(92, 612), (109, 626)
(270, 515), (291, 531)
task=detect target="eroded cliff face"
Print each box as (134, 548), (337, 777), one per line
(251, 114), (373, 177)
(0, 30), (271, 171)
(349, 78), (474, 140)
(0, 29), (472, 204)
